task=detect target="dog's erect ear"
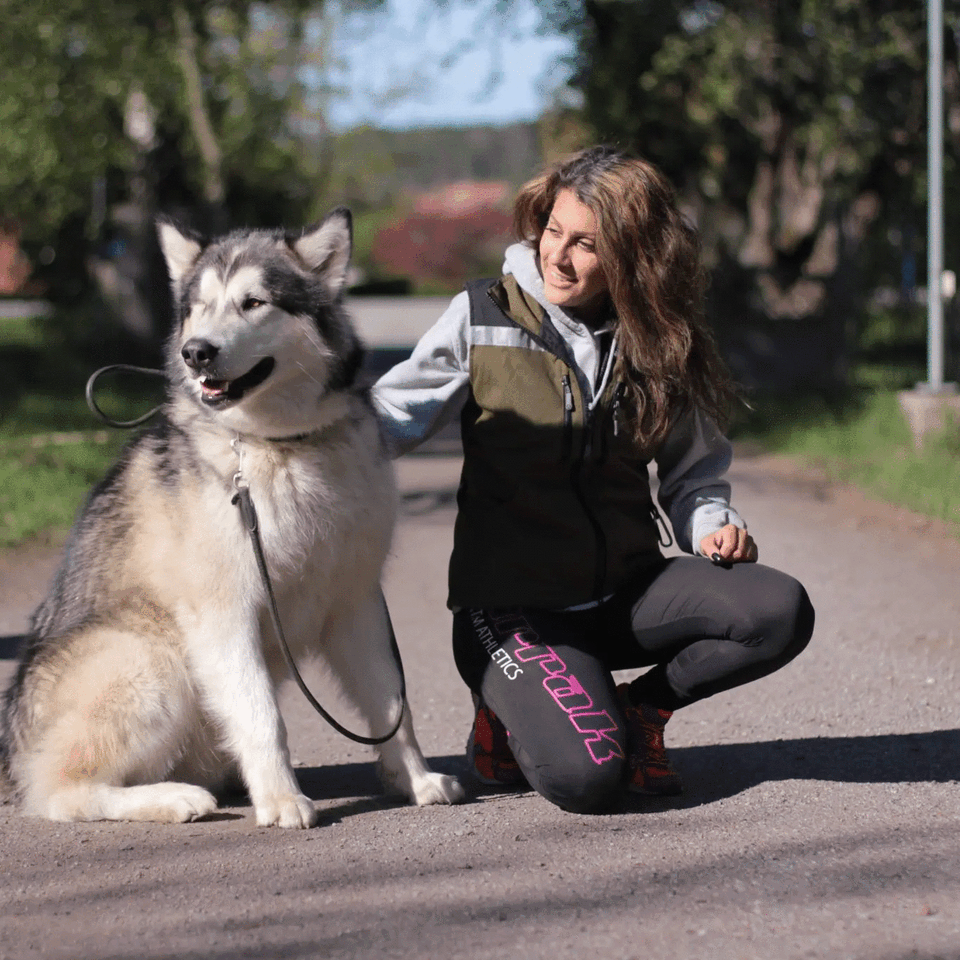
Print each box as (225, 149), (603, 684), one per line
(156, 218), (203, 287)
(291, 207), (353, 296)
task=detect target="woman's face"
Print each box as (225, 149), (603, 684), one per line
(538, 189), (609, 321)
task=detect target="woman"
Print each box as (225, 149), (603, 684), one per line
(373, 145), (814, 813)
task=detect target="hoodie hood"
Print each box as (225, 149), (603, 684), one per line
(502, 242), (599, 339)
(502, 241), (617, 406)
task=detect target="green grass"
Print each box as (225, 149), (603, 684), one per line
(0, 434), (126, 546)
(0, 314), (163, 546)
(733, 384), (960, 537)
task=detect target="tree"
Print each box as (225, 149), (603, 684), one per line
(0, 0), (382, 345)
(545, 0), (953, 390)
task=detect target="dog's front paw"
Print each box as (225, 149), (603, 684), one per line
(254, 792), (318, 829)
(410, 773), (466, 806)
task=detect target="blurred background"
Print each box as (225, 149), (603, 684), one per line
(1, 0), (959, 545)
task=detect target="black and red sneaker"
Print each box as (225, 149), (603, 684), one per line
(465, 702), (526, 788)
(616, 683), (683, 796)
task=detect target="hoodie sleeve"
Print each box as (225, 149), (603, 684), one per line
(370, 291), (472, 457)
(654, 406), (746, 555)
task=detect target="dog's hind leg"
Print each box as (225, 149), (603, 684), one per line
(41, 782), (218, 824)
(18, 624), (218, 824)
(323, 593), (465, 806)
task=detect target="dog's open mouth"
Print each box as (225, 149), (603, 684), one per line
(199, 357), (275, 407)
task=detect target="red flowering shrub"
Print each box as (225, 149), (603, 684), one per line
(371, 205), (513, 290)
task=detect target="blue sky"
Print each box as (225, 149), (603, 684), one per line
(327, 0), (575, 129)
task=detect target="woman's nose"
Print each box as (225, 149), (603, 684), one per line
(547, 240), (569, 266)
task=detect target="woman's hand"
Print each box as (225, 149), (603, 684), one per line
(700, 523), (758, 564)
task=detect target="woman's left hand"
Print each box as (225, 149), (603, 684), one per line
(700, 524), (758, 564)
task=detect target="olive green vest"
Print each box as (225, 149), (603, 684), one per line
(448, 275), (664, 610)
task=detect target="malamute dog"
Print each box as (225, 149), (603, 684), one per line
(0, 209), (463, 827)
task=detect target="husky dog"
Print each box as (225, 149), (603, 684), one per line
(0, 208), (463, 827)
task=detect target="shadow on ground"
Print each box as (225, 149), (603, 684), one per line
(664, 730), (960, 807)
(295, 753), (465, 803)
(289, 729), (960, 811)
(1, 634), (24, 658)
(0, 626), (956, 810)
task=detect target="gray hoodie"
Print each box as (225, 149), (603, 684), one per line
(372, 243), (745, 555)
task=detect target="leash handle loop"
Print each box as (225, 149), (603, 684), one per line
(85, 364), (165, 428)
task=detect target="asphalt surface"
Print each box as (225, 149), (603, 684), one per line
(2, 445), (959, 960)
(1, 300), (959, 958)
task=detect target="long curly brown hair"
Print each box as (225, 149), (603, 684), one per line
(513, 145), (737, 450)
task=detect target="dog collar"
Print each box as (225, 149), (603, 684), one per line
(266, 430), (320, 443)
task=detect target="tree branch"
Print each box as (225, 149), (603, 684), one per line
(173, 3), (224, 207)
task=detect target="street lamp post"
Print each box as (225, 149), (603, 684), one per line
(927, 0), (946, 393)
(897, 0), (960, 444)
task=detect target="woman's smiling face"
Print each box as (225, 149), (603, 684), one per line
(538, 189), (609, 321)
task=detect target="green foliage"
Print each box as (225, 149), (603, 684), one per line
(734, 386), (960, 536)
(0, 311), (162, 545)
(640, 0), (926, 195)
(0, 0), (138, 240)
(0, 312), (164, 431)
(571, 0), (930, 195)
(326, 122), (542, 210)
(0, 434), (127, 547)
(351, 205), (409, 276)
(0, 1), (387, 267)
(553, 0), (954, 386)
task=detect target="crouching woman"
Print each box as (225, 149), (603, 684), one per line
(373, 145), (815, 813)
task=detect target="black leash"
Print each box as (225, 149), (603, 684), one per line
(84, 364), (166, 428)
(85, 364), (405, 746)
(230, 480), (405, 745)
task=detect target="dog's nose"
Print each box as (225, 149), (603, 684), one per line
(181, 338), (219, 372)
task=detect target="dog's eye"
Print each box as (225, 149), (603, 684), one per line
(243, 297), (266, 311)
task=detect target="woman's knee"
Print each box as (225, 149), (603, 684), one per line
(518, 747), (625, 814)
(744, 571), (815, 663)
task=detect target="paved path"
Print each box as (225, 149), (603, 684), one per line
(1, 446), (959, 960)
(348, 295), (451, 349)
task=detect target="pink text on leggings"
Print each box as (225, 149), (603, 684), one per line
(511, 631), (625, 766)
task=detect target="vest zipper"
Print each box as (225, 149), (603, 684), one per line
(595, 380), (625, 467)
(561, 374), (573, 461)
(612, 382), (625, 437)
(485, 285), (608, 600)
(571, 396), (606, 599)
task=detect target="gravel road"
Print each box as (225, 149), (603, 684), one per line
(1, 448), (959, 960)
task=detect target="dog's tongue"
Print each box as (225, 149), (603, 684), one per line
(201, 379), (230, 398)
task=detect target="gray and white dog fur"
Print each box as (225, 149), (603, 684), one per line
(0, 208), (464, 828)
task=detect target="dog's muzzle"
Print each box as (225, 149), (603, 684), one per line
(181, 338), (275, 407)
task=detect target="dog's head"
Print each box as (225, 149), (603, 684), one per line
(157, 208), (363, 437)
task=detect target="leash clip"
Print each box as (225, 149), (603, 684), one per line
(229, 435), (256, 533)
(230, 436), (249, 494)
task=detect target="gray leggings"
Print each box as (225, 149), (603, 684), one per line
(452, 557), (814, 813)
